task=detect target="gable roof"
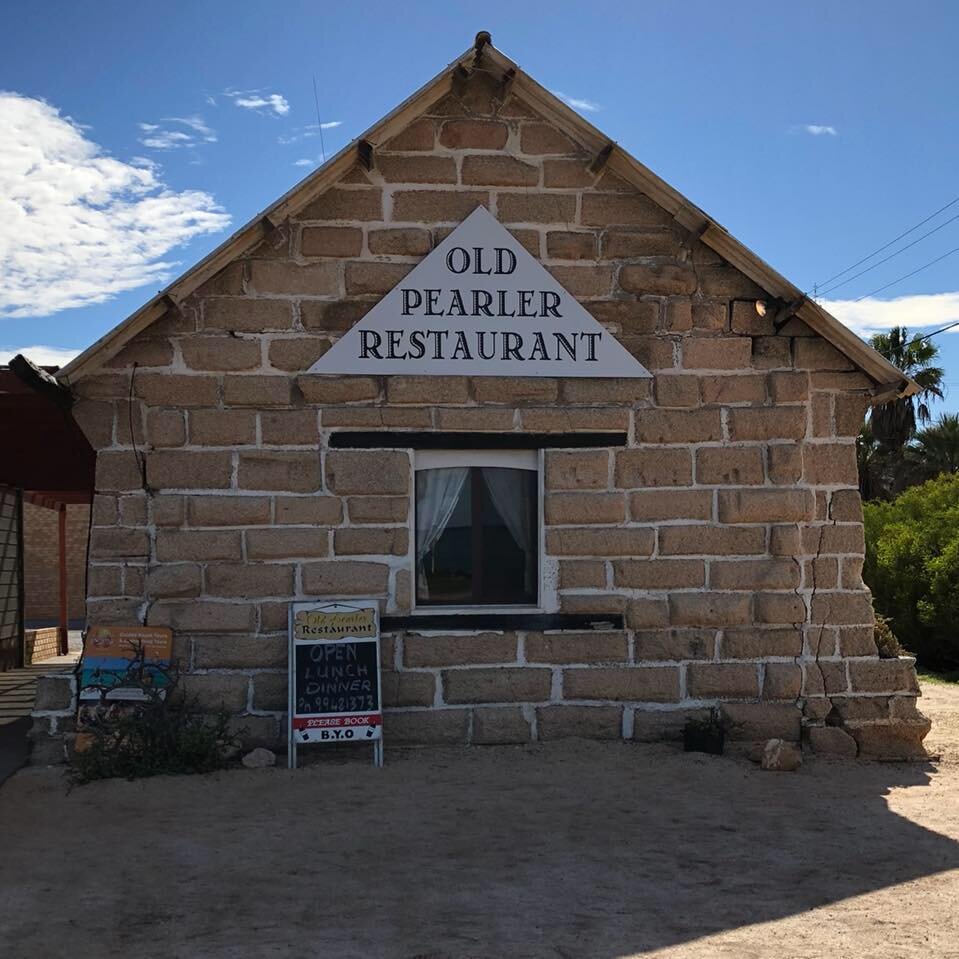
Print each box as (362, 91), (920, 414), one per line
(56, 33), (916, 398)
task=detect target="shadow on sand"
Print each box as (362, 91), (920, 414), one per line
(1, 741), (957, 957)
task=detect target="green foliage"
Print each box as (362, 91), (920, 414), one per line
(859, 327), (946, 501)
(68, 652), (240, 786)
(908, 413), (959, 478)
(863, 472), (959, 668)
(873, 615), (904, 659)
(869, 326), (944, 451)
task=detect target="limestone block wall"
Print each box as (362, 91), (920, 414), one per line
(41, 75), (928, 762)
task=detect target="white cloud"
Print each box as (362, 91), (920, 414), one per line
(225, 89), (290, 116)
(820, 291), (959, 337)
(801, 124), (838, 136)
(138, 114), (217, 151)
(277, 120), (342, 146)
(0, 345), (80, 367)
(293, 158), (313, 167)
(0, 92), (231, 319)
(553, 91), (601, 112)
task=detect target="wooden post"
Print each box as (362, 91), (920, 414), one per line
(57, 503), (68, 656)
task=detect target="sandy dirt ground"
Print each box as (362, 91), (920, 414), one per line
(3, 687), (959, 959)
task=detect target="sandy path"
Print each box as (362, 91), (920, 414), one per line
(2, 686), (959, 959)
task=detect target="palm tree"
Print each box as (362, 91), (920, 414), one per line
(869, 327), (945, 452)
(908, 413), (959, 477)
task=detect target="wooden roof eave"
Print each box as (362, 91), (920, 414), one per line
(56, 37), (917, 400)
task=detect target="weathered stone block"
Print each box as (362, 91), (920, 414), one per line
(146, 451), (232, 490)
(614, 449), (692, 487)
(546, 527), (654, 557)
(635, 409), (722, 444)
(613, 559), (705, 590)
(380, 671), (436, 708)
(301, 561), (390, 595)
(471, 707), (531, 744)
(670, 593), (752, 628)
(717, 488), (814, 524)
(564, 666), (679, 702)
(205, 563), (294, 598)
(194, 635), (286, 669)
(34, 676), (73, 712)
(325, 450), (410, 495)
(695, 447), (764, 486)
(178, 673), (250, 711)
(525, 631), (628, 665)
(536, 705), (623, 740)
(299, 225), (363, 257)
(269, 336), (332, 373)
(762, 664), (802, 700)
(721, 627), (802, 659)
(658, 525), (765, 556)
(633, 629), (714, 661)
(728, 408), (807, 441)
(722, 702), (801, 741)
(188, 409), (256, 446)
(545, 492), (625, 525)
(545, 450), (610, 490)
(404, 633), (517, 668)
(188, 496), (270, 527)
(334, 527), (408, 556)
(275, 496), (342, 525)
(245, 528), (329, 560)
(443, 668), (551, 704)
(235, 452), (320, 493)
(202, 298), (292, 333)
(384, 709), (469, 745)
(681, 338), (752, 370)
(808, 725), (858, 757)
(145, 564), (202, 599)
(90, 527), (150, 560)
(628, 489), (712, 521)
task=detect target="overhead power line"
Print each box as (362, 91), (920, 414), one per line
(812, 194), (959, 294)
(853, 244), (959, 301)
(817, 211), (959, 297)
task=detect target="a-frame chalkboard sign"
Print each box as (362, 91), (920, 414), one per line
(288, 600), (384, 769)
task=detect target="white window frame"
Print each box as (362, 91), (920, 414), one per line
(411, 449), (544, 614)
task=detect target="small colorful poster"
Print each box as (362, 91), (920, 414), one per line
(78, 625), (174, 701)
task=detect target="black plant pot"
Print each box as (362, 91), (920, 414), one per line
(683, 724), (725, 755)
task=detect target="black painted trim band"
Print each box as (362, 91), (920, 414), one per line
(328, 431), (628, 450)
(380, 613), (624, 632)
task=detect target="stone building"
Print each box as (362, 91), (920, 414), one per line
(35, 35), (930, 760)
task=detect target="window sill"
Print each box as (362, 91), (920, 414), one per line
(380, 612), (624, 632)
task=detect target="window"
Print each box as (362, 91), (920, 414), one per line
(414, 451), (539, 607)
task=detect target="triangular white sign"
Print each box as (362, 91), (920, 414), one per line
(308, 206), (651, 378)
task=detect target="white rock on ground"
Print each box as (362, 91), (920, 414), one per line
(241, 748), (277, 769)
(761, 738), (802, 771)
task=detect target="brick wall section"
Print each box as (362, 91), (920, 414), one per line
(23, 502), (89, 621)
(55, 73), (927, 761)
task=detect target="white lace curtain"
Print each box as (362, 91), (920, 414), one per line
(415, 467), (469, 598)
(482, 468), (534, 592)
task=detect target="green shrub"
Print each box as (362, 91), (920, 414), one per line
(874, 615), (904, 659)
(863, 472), (959, 668)
(69, 654), (241, 786)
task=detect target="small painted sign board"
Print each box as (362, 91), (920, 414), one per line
(288, 601), (384, 768)
(78, 626), (173, 702)
(308, 205), (651, 379)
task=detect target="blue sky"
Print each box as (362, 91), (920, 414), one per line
(2, 1), (958, 413)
